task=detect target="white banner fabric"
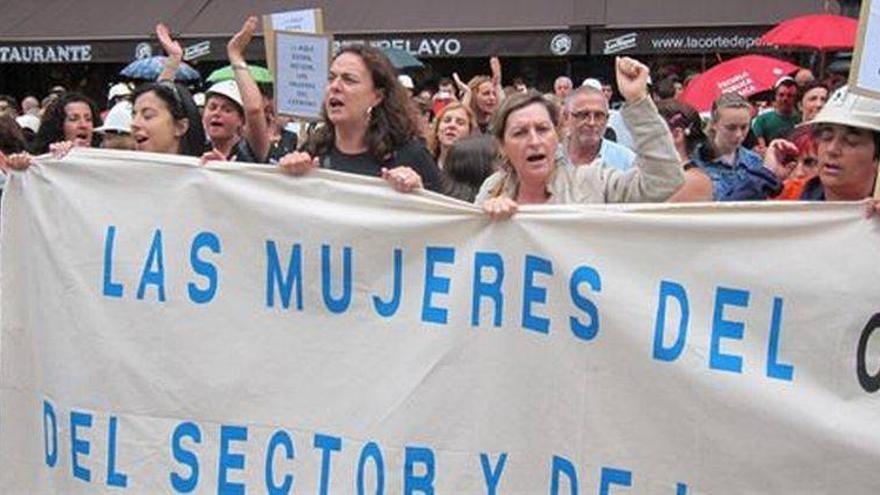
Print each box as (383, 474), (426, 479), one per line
(2, 148), (880, 494)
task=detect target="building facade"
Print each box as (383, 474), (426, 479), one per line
(0, 0), (853, 100)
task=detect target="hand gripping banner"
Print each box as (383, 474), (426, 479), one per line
(2, 148), (880, 494)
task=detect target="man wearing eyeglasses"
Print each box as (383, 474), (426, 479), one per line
(564, 85), (636, 171)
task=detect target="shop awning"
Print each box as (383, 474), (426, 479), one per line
(0, 0), (828, 63)
(182, 0), (605, 35)
(603, 0), (824, 28)
(0, 0), (599, 63)
(0, 0), (197, 41)
(0, 0), (602, 41)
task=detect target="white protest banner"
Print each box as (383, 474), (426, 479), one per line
(275, 31), (331, 120)
(851, 0), (880, 98)
(2, 148), (880, 494)
(262, 8), (323, 79)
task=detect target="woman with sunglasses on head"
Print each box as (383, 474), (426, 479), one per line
(4, 57), (203, 174)
(3, 80), (205, 173)
(129, 80), (206, 156)
(278, 44), (443, 194)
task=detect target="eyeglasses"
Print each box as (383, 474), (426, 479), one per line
(570, 109), (607, 122)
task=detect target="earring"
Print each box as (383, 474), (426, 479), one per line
(366, 106), (373, 118)
(499, 154), (512, 171)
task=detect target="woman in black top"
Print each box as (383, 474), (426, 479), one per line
(278, 45), (442, 193)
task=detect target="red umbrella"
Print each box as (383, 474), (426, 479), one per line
(759, 14), (858, 51)
(679, 55), (801, 113)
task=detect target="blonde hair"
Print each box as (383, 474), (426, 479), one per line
(427, 102), (478, 158)
(703, 92), (752, 161)
(710, 92), (751, 123)
(468, 75), (494, 119)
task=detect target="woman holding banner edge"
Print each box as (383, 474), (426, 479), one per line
(277, 45), (443, 193)
(0, 80), (204, 168)
(0, 19), (264, 170)
(476, 57), (685, 219)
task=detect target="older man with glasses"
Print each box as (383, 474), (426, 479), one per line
(563, 85), (636, 171)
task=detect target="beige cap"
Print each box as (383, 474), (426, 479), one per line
(805, 85), (880, 133)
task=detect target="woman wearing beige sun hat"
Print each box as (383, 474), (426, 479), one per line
(762, 85), (880, 209)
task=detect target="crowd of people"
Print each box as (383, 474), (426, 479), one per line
(0, 16), (878, 219)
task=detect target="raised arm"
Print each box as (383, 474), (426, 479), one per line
(490, 56), (506, 104)
(227, 16), (270, 162)
(452, 72), (472, 111)
(156, 23), (183, 82)
(600, 57), (684, 202)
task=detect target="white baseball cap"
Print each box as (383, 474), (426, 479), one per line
(398, 74), (414, 90)
(773, 75), (796, 90)
(581, 78), (602, 90)
(205, 80), (243, 111)
(16, 114), (40, 134)
(95, 101), (132, 134)
(107, 82), (133, 101)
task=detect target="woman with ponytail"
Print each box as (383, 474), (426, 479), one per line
(691, 93), (782, 201)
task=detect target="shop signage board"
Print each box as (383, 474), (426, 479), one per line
(850, 0), (880, 98)
(590, 26), (771, 55)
